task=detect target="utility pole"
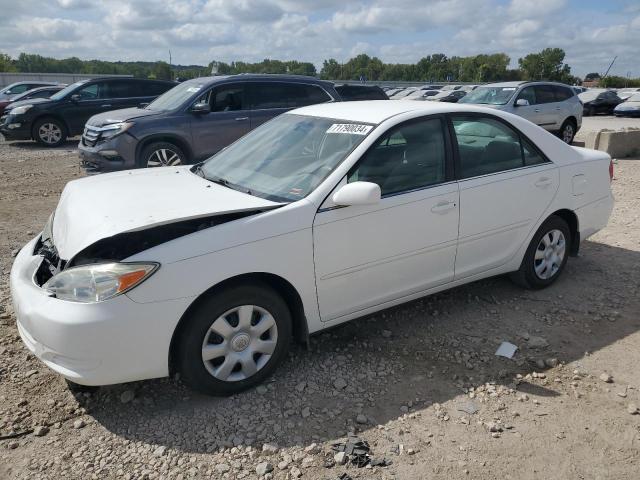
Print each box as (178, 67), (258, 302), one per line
(602, 56), (617, 80)
(168, 49), (172, 80)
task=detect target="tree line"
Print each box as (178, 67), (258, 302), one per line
(1, 49), (638, 87)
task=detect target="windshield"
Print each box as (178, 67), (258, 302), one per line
(146, 81), (201, 111)
(578, 91), (602, 102)
(458, 86), (517, 105)
(50, 81), (89, 101)
(627, 93), (640, 102)
(199, 114), (374, 202)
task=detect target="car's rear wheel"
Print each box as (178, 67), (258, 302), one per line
(558, 119), (576, 144)
(176, 284), (292, 396)
(140, 142), (186, 168)
(510, 215), (571, 289)
(33, 117), (67, 147)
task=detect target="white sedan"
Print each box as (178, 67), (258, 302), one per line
(10, 101), (614, 395)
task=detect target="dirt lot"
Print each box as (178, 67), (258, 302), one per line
(1, 139), (639, 480)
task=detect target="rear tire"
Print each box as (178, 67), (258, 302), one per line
(33, 117), (67, 147)
(558, 119), (576, 144)
(139, 142), (186, 168)
(510, 215), (571, 289)
(176, 283), (292, 396)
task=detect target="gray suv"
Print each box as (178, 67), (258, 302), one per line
(79, 75), (340, 173)
(458, 81), (582, 144)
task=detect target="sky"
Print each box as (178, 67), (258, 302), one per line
(1, 0), (639, 78)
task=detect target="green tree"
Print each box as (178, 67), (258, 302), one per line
(0, 53), (16, 72)
(518, 48), (573, 82)
(151, 61), (172, 80)
(584, 72), (600, 81)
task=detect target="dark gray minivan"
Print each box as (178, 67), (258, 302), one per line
(79, 75), (340, 173)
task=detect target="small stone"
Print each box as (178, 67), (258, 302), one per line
(334, 451), (348, 465)
(120, 390), (135, 404)
(256, 386), (268, 395)
(255, 462), (274, 476)
(33, 426), (49, 437)
(215, 464), (230, 473)
(262, 443), (279, 455)
(382, 330), (392, 338)
(627, 403), (639, 415)
(301, 407), (311, 418)
(153, 446), (167, 457)
(24, 369), (38, 378)
(73, 419), (86, 429)
(290, 466), (302, 478)
(295, 382), (306, 392)
(304, 443), (320, 454)
(599, 373), (613, 383)
(8, 441), (19, 449)
(333, 378), (347, 390)
(277, 460), (290, 471)
(356, 414), (367, 424)
(544, 358), (559, 368)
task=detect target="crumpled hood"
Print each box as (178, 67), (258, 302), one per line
(86, 107), (161, 127)
(52, 166), (280, 260)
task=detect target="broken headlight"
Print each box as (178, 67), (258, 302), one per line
(43, 262), (158, 303)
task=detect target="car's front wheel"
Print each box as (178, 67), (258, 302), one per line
(176, 284), (292, 396)
(33, 117), (67, 147)
(558, 119), (576, 144)
(139, 142), (186, 168)
(510, 215), (571, 289)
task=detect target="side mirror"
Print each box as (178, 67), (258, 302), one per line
(515, 98), (529, 107)
(332, 181), (381, 207)
(191, 102), (211, 114)
(138, 102), (149, 108)
(70, 94), (81, 102)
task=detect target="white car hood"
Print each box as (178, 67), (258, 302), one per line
(52, 167), (280, 260)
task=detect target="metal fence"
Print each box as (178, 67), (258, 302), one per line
(0, 72), (132, 88)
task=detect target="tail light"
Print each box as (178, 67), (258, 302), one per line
(609, 159), (614, 182)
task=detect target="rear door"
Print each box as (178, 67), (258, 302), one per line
(189, 83), (250, 159)
(247, 82), (294, 129)
(533, 85), (561, 130)
(451, 114), (559, 279)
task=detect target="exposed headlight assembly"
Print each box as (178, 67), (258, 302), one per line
(10, 104), (33, 115)
(43, 262), (158, 303)
(98, 122), (134, 139)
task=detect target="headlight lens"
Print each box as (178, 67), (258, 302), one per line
(11, 104), (33, 115)
(43, 262), (158, 303)
(99, 121), (134, 139)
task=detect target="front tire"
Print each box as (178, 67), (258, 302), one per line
(510, 216), (571, 289)
(176, 284), (292, 396)
(139, 142), (186, 168)
(33, 117), (67, 147)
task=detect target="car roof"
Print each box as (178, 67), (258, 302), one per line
(481, 81), (573, 88)
(184, 74), (334, 88)
(291, 100), (507, 124)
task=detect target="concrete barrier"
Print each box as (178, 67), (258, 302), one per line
(581, 128), (640, 158)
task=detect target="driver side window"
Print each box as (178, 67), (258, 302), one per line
(348, 117), (447, 196)
(516, 86), (536, 105)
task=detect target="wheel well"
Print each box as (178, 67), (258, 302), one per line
(137, 135), (194, 164)
(31, 115), (70, 140)
(168, 273), (308, 376)
(565, 116), (577, 127)
(551, 209), (579, 255)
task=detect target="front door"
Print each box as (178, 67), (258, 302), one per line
(189, 83), (250, 160)
(313, 116), (459, 321)
(62, 81), (113, 134)
(450, 114), (559, 279)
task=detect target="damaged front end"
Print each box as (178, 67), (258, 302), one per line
(33, 210), (268, 288)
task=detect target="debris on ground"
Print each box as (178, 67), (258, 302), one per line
(495, 342), (518, 358)
(332, 435), (373, 468)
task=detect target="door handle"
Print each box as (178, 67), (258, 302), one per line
(534, 108), (540, 112)
(555, 107), (561, 110)
(234, 117), (248, 121)
(431, 201), (457, 214)
(101, 104), (112, 107)
(535, 177), (553, 188)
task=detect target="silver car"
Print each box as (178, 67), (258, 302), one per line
(458, 81), (582, 144)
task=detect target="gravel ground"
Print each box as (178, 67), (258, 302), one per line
(1, 139), (639, 480)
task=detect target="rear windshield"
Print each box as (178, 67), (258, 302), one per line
(458, 86), (517, 105)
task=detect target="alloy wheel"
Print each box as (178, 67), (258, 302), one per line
(201, 305), (278, 382)
(534, 229), (566, 280)
(38, 123), (62, 145)
(562, 124), (574, 144)
(147, 148), (183, 167)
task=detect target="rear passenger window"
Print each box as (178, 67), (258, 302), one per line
(533, 85), (557, 104)
(452, 116), (548, 178)
(554, 86), (573, 102)
(348, 118), (446, 196)
(250, 83), (290, 109)
(106, 81), (136, 98)
(288, 84), (331, 107)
